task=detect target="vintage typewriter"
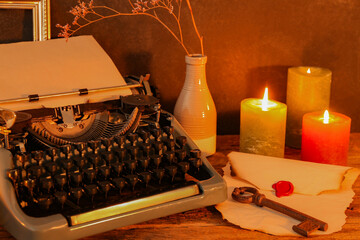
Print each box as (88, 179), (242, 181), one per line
(0, 36), (227, 240)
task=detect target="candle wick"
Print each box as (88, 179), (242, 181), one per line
(261, 87), (269, 111)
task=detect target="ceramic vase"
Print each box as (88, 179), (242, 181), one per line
(174, 54), (217, 156)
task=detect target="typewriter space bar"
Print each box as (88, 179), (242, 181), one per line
(69, 184), (200, 226)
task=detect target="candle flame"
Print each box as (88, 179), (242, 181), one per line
(307, 68), (311, 74)
(261, 87), (269, 111)
(323, 110), (329, 124)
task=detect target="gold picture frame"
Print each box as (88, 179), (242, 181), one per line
(0, 0), (50, 41)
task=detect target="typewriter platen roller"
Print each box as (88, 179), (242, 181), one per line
(0, 76), (227, 240)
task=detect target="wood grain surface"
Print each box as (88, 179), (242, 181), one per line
(1, 134), (359, 239)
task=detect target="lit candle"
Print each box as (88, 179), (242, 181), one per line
(286, 66), (331, 148)
(301, 110), (351, 165)
(240, 88), (287, 157)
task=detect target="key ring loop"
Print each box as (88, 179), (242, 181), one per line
(232, 187), (259, 204)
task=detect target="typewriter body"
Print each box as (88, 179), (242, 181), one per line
(0, 36), (227, 240)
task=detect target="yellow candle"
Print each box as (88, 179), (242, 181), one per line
(286, 66), (331, 148)
(240, 88), (287, 157)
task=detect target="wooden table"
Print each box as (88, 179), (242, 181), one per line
(1, 134), (359, 239)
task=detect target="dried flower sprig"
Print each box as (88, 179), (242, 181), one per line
(57, 0), (204, 56)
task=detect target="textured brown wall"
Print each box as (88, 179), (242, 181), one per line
(3, 0), (360, 134)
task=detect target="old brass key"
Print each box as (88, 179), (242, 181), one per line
(232, 187), (328, 237)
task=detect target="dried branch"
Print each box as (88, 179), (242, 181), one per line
(57, 0), (203, 55)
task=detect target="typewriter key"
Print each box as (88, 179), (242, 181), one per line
(40, 177), (54, 193)
(74, 142), (87, 156)
(98, 181), (111, 198)
(54, 191), (67, 209)
(178, 162), (190, 176)
(112, 177), (126, 193)
(175, 149), (187, 162)
(153, 141), (164, 155)
(70, 187), (83, 205)
(73, 156), (86, 168)
(28, 165), (45, 179)
(23, 178), (36, 197)
(37, 195), (53, 210)
(139, 157), (150, 171)
(165, 139), (176, 151)
(140, 142), (152, 157)
(84, 184), (98, 203)
(70, 171), (83, 186)
(114, 135), (126, 148)
(46, 147), (59, 161)
(164, 151), (176, 164)
(150, 128), (162, 141)
(163, 126), (174, 139)
(14, 153), (30, 168)
(138, 129), (150, 143)
(190, 149), (201, 159)
(44, 161), (58, 175)
(54, 174), (67, 190)
(139, 172), (151, 188)
(127, 133), (138, 146)
(114, 148), (127, 161)
(128, 146), (139, 159)
(189, 158), (202, 171)
(83, 168), (96, 183)
(31, 150), (45, 164)
(101, 137), (113, 151)
(125, 175), (138, 191)
(88, 140), (101, 154)
(151, 155), (162, 169)
(98, 165), (111, 179)
(60, 158), (73, 172)
(153, 168), (165, 184)
(124, 160), (137, 174)
(176, 136), (187, 149)
(111, 162), (124, 177)
(60, 145), (73, 158)
(165, 166), (178, 182)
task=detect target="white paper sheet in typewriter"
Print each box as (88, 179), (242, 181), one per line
(0, 35), (132, 111)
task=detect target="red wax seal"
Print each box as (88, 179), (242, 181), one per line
(272, 181), (294, 197)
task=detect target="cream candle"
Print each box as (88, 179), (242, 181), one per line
(240, 88), (287, 157)
(301, 110), (351, 165)
(286, 66), (331, 148)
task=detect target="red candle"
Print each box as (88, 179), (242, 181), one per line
(301, 110), (351, 165)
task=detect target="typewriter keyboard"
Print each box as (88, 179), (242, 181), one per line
(6, 126), (210, 225)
